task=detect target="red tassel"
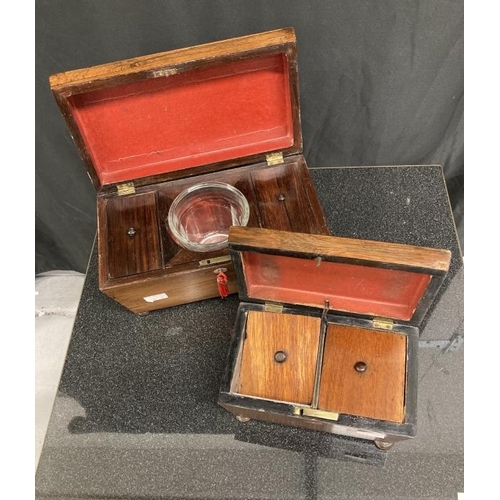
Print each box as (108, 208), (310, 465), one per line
(216, 271), (229, 299)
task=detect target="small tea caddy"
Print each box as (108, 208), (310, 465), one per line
(218, 226), (451, 449)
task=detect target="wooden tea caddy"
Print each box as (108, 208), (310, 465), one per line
(218, 227), (451, 449)
(49, 28), (329, 314)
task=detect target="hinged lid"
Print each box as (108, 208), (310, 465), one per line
(228, 227), (451, 326)
(49, 28), (302, 192)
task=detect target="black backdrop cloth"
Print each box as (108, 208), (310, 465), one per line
(35, 0), (464, 274)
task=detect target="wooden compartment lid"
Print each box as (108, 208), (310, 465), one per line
(228, 226), (452, 325)
(49, 28), (302, 191)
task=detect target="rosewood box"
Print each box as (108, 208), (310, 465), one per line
(49, 28), (328, 314)
(218, 227), (451, 449)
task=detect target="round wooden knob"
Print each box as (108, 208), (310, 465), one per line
(274, 350), (287, 363)
(354, 361), (367, 373)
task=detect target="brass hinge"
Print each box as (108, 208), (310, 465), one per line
(266, 152), (284, 165)
(293, 407), (339, 421)
(264, 302), (283, 313)
(117, 182), (136, 196)
(372, 317), (394, 330)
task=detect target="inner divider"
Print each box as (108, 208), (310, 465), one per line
(311, 303), (330, 409)
(229, 310), (250, 395)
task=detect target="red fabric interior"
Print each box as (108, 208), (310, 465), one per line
(68, 54), (294, 185)
(241, 252), (431, 321)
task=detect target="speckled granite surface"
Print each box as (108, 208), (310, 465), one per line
(311, 165), (464, 340)
(35, 165), (464, 499)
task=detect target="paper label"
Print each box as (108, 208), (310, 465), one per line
(143, 293), (168, 303)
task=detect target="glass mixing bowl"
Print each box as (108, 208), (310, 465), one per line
(167, 181), (250, 252)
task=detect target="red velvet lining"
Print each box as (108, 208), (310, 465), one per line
(68, 54), (294, 185)
(241, 252), (431, 321)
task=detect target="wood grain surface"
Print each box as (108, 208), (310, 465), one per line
(49, 28), (296, 90)
(229, 226), (452, 272)
(92, 157), (329, 313)
(251, 162), (330, 234)
(238, 311), (321, 404)
(105, 192), (162, 278)
(319, 324), (407, 423)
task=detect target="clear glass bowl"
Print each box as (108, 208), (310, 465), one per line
(167, 181), (250, 252)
